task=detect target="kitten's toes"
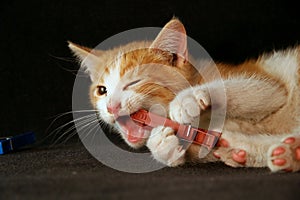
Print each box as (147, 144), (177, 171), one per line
(169, 94), (200, 124)
(147, 126), (186, 167)
(169, 87), (211, 124)
(232, 150), (247, 164)
(217, 138), (230, 148)
(267, 136), (300, 172)
(215, 138), (246, 164)
(169, 88), (211, 125)
(213, 147), (247, 167)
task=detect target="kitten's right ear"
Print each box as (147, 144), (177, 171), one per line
(68, 41), (100, 82)
(150, 18), (188, 67)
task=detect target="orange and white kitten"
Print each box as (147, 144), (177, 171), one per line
(69, 19), (300, 172)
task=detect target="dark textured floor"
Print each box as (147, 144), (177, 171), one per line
(1, 1), (300, 199)
(1, 143), (299, 200)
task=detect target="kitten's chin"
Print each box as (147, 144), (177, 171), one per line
(124, 137), (147, 149)
(100, 113), (116, 124)
(115, 116), (150, 149)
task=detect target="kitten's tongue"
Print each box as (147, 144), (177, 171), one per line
(117, 116), (145, 143)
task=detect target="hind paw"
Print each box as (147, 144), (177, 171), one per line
(213, 140), (247, 167)
(232, 149), (247, 164)
(268, 136), (300, 172)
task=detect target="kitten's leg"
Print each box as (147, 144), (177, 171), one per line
(170, 77), (287, 126)
(268, 135), (300, 172)
(169, 86), (249, 166)
(169, 77), (287, 168)
(146, 126), (186, 167)
(186, 137), (248, 166)
(214, 134), (300, 170)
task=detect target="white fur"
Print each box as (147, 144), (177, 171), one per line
(104, 57), (122, 97)
(147, 126), (186, 167)
(259, 49), (299, 92)
(166, 47), (300, 172)
(169, 85), (210, 126)
(95, 56), (122, 123)
(69, 22), (300, 172)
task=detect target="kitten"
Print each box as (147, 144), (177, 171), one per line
(69, 19), (300, 172)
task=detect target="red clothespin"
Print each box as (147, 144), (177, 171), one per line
(130, 109), (222, 150)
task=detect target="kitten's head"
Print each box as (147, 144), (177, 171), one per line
(69, 19), (196, 148)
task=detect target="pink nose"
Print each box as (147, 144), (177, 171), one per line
(107, 103), (121, 114)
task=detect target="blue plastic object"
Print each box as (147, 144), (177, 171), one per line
(0, 132), (36, 155)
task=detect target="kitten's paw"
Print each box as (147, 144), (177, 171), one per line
(231, 150), (247, 164)
(214, 148), (247, 167)
(213, 139), (247, 167)
(169, 87), (210, 124)
(267, 136), (300, 172)
(147, 126), (186, 167)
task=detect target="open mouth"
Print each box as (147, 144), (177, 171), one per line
(116, 115), (149, 144)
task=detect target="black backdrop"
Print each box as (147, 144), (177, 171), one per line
(1, 0), (299, 141)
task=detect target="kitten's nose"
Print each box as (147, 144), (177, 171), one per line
(107, 103), (121, 115)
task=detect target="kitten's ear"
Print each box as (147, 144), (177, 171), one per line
(150, 18), (188, 66)
(68, 41), (100, 82)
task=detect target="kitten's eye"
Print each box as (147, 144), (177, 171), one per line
(123, 79), (141, 90)
(95, 85), (107, 96)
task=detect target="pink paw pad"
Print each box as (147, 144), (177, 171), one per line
(232, 150), (246, 164)
(284, 137), (295, 144)
(272, 147), (285, 156)
(271, 147), (287, 167)
(217, 138), (229, 148)
(272, 158), (286, 166)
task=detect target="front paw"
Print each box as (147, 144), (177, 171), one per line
(147, 126), (186, 167)
(169, 86), (211, 124)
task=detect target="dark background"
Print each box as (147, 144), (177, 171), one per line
(1, 1), (300, 200)
(1, 0), (299, 140)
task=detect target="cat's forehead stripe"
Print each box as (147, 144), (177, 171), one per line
(119, 49), (152, 77)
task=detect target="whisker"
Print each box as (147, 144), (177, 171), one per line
(59, 117), (101, 145)
(56, 129), (79, 145)
(45, 110), (98, 136)
(46, 113), (98, 145)
(48, 113), (97, 137)
(47, 109), (98, 121)
(91, 126), (101, 146)
(51, 117), (99, 146)
(80, 119), (102, 142)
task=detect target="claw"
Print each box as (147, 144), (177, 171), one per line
(213, 152), (221, 159)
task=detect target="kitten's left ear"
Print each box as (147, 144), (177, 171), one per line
(150, 18), (188, 66)
(68, 41), (101, 82)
